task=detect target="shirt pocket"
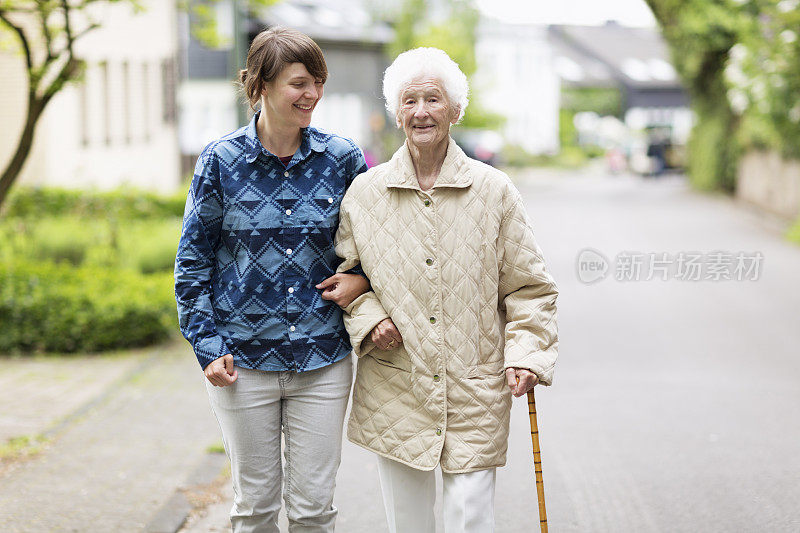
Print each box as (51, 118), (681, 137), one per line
(300, 186), (342, 229)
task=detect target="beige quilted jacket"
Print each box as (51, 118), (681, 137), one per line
(335, 138), (558, 473)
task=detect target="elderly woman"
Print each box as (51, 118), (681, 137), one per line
(334, 48), (559, 532)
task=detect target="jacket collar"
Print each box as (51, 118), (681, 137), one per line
(244, 111), (326, 164)
(386, 137), (473, 190)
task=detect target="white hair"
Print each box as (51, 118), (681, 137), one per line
(382, 47), (469, 124)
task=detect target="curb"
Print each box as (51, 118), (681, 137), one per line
(144, 451), (229, 533)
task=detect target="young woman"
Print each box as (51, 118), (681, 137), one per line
(175, 27), (369, 532)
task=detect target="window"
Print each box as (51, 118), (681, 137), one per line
(161, 57), (177, 124)
(99, 61), (111, 146)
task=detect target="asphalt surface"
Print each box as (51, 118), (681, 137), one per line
(185, 168), (800, 532)
(2, 168), (798, 532)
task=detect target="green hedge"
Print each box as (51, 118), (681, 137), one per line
(0, 216), (181, 275)
(3, 187), (187, 220)
(0, 261), (176, 354)
(788, 217), (800, 246)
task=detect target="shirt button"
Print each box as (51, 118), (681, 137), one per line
(286, 209), (292, 215)
(328, 197), (334, 204)
(426, 258), (434, 266)
(284, 171), (289, 177)
(423, 199), (431, 207)
(435, 428), (442, 436)
(290, 326), (296, 332)
(429, 316), (436, 324)
(288, 287), (294, 294)
(286, 248), (293, 255)
(433, 374), (440, 382)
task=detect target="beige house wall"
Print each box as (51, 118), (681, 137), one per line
(0, 0), (180, 195)
(737, 150), (800, 220)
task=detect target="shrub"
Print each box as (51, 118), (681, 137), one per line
(23, 217), (104, 266)
(3, 187), (187, 220)
(788, 216), (800, 246)
(0, 261), (176, 354)
(117, 218), (181, 274)
(0, 216), (182, 275)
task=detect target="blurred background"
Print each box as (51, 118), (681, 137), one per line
(1, 1), (799, 532)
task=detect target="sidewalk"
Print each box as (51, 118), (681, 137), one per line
(0, 339), (223, 532)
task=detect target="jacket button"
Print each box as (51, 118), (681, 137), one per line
(433, 374), (440, 382)
(283, 171), (289, 177)
(436, 428), (442, 436)
(423, 199), (431, 207)
(425, 258), (433, 266)
(429, 316), (436, 324)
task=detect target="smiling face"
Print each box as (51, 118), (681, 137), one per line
(397, 77), (459, 151)
(261, 62), (324, 129)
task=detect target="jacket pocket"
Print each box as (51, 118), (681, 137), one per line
(369, 345), (411, 372)
(466, 360), (505, 380)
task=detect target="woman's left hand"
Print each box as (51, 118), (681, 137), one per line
(317, 273), (370, 308)
(506, 368), (539, 397)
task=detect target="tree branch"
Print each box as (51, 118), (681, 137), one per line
(49, 21), (99, 61)
(60, 0), (74, 52)
(36, 2), (55, 62)
(0, 10), (33, 71)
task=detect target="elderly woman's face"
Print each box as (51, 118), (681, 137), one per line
(397, 77), (458, 151)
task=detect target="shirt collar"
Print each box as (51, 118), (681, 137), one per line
(244, 111), (326, 164)
(386, 137), (473, 190)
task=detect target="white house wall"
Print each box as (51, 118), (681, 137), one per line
(179, 81), (240, 156)
(0, 0), (180, 194)
(475, 21), (560, 155)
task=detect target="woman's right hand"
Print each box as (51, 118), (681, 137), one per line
(205, 354), (238, 387)
(370, 318), (403, 350)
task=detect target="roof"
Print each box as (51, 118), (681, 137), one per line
(549, 22), (681, 90)
(253, 0), (393, 45)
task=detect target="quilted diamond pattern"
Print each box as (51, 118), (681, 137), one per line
(336, 139), (558, 473)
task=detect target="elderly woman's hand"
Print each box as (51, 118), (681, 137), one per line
(370, 318), (403, 350)
(506, 368), (539, 397)
(317, 273), (370, 308)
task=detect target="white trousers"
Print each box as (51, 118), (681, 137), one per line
(376, 455), (497, 533)
(205, 357), (352, 533)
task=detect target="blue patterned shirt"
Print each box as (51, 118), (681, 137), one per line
(175, 112), (368, 371)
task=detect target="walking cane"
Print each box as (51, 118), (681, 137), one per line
(527, 388), (548, 532)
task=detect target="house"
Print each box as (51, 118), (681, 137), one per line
(0, 0), (181, 193)
(473, 17), (690, 155)
(549, 21), (692, 144)
(474, 18), (560, 155)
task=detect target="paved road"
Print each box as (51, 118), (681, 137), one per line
(2, 168), (798, 532)
(333, 169), (800, 532)
(0, 345), (220, 532)
(185, 169), (800, 532)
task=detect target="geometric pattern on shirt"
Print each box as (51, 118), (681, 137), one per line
(175, 111), (367, 371)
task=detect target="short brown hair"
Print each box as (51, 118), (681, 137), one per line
(239, 27), (328, 109)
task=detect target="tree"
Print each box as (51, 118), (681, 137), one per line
(0, 0), (143, 209)
(725, 0), (800, 160)
(645, 0), (755, 191)
(0, 0), (278, 210)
